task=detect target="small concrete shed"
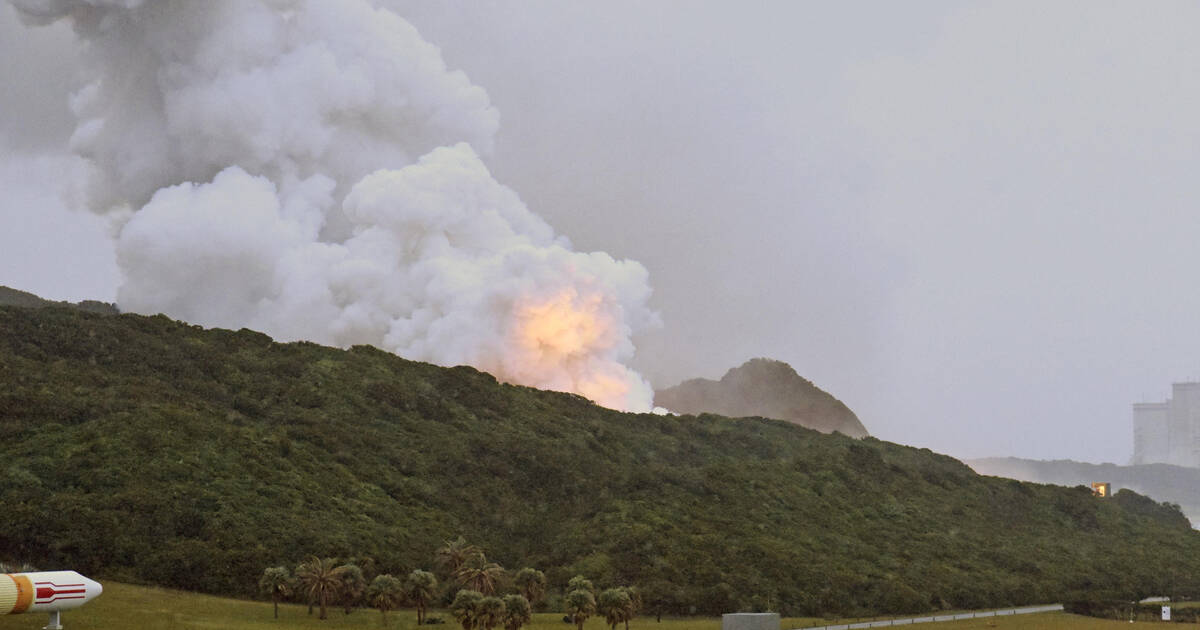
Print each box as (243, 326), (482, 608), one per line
(721, 612), (780, 630)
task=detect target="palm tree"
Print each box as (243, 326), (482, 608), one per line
(338, 563), (366, 614)
(477, 596), (506, 630)
(500, 594), (532, 630)
(436, 535), (483, 577)
(565, 589), (596, 630)
(622, 586), (640, 630)
(406, 569), (438, 625)
(295, 560), (315, 615)
(455, 554), (505, 595)
(597, 588), (633, 630)
(296, 556), (345, 620)
(258, 566), (293, 619)
(346, 555), (377, 580)
(366, 574), (404, 625)
(451, 589), (485, 630)
(567, 575), (595, 596)
(513, 568), (546, 607)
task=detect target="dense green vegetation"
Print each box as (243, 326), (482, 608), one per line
(2, 304), (1200, 617)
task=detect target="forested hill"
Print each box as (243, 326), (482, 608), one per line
(2, 304), (1200, 617)
(0, 284), (118, 314)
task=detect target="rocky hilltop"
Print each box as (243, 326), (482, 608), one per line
(655, 358), (869, 438)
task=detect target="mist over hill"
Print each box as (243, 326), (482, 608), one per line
(655, 358), (869, 438)
(0, 284), (117, 314)
(3, 301), (1200, 616)
(969, 457), (1200, 527)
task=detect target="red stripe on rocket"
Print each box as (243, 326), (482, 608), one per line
(1, 572), (102, 614)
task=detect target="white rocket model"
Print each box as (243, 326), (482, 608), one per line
(0, 571), (102, 630)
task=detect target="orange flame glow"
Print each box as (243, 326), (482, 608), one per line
(516, 288), (611, 360)
(499, 287), (641, 410)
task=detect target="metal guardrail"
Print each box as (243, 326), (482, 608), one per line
(793, 604), (1063, 629)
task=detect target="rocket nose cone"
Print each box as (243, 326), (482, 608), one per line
(82, 576), (102, 600)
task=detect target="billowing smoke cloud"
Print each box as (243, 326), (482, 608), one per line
(11, 0), (658, 411)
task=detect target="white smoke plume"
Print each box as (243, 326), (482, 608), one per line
(11, 0), (658, 411)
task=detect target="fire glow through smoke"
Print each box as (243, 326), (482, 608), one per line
(10, 0), (658, 412)
(508, 288), (648, 411)
(518, 290), (611, 360)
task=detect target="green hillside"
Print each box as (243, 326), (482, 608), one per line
(2, 304), (1200, 617)
(0, 285), (118, 314)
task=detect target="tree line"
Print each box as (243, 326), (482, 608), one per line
(258, 536), (640, 629)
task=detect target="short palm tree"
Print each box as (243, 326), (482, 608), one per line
(406, 569), (438, 625)
(513, 568), (546, 606)
(451, 589), (485, 630)
(565, 588), (596, 630)
(597, 588), (633, 630)
(296, 556), (345, 620)
(477, 596), (506, 630)
(338, 563), (366, 614)
(365, 574), (404, 625)
(622, 586), (640, 630)
(295, 560), (315, 615)
(258, 566), (293, 619)
(500, 594), (532, 630)
(567, 575), (595, 596)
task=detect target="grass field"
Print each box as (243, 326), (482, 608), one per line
(0, 582), (1182, 630)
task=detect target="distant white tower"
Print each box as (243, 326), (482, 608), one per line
(1133, 402), (1169, 465)
(1132, 383), (1200, 468)
(1168, 383), (1200, 466)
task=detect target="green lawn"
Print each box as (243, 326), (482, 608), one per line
(0, 582), (1177, 630)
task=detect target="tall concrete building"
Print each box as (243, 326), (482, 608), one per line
(1133, 383), (1200, 467)
(1133, 402), (1169, 465)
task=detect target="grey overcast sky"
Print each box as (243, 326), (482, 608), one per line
(3, 1), (1199, 464)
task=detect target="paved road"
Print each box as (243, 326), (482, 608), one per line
(793, 604), (1064, 629)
